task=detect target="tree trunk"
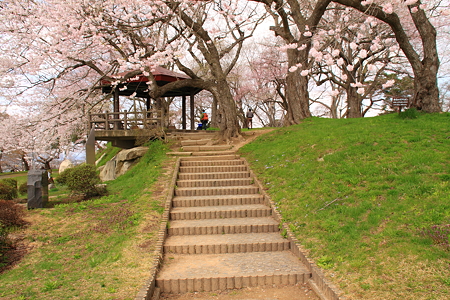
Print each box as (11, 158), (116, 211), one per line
(214, 80), (241, 140)
(210, 95), (219, 128)
(346, 87), (362, 118)
(413, 66), (440, 112)
(285, 49), (312, 125)
(409, 4), (440, 112)
(21, 153), (29, 171)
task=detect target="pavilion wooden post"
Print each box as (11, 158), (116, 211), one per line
(146, 95), (151, 111)
(190, 92), (195, 130)
(182, 95), (187, 130)
(113, 88), (120, 130)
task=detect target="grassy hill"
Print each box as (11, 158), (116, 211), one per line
(1, 113), (449, 300)
(239, 112), (450, 300)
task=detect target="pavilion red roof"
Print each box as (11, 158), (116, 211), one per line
(100, 66), (201, 98)
(101, 66), (190, 86)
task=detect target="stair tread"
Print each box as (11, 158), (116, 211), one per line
(177, 178), (252, 186)
(176, 185), (257, 191)
(173, 194), (264, 201)
(171, 204), (269, 213)
(170, 217), (278, 228)
(180, 159), (244, 164)
(178, 171), (250, 177)
(157, 251), (308, 279)
(191, 151), (237, 156)
(180, 155), (239, 161)
(165, 232), (286, 246)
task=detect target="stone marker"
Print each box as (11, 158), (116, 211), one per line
(27, 170), (49, 209)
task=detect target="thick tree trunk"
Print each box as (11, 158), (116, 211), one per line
(214, 81), (241, 140)
(285, 49), (312, 125)
(413, 66), (440, 112)
(409, 4), (440, 112)
(210, 95), (219, 128)
(346, 87), (362, 118)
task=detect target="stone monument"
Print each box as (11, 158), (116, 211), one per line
(27, 170), (49, 209)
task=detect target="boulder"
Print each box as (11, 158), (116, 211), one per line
(99, 159), (117, 182)
(116, 147), (148, 162)
(59, 159), (73, 174)
(115, 146), (148, 177)
(99, 147), (148, 182)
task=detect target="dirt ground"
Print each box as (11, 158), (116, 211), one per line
(160, 284), (319, 300)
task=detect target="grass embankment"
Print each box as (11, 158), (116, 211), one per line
(0, 140), (172, 300)
(240, 113), (450, 300)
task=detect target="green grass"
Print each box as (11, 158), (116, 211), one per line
(240, 113), (450, 300)
(0, 140), (171, 300)
(95, 142), (122, 167)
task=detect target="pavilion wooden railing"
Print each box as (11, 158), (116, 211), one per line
(88, 110), (164, 131)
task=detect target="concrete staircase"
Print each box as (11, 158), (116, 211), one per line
(156, 131), (311, 294)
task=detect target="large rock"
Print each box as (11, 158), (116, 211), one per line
(99, 159), (117, 182)
(99, 147), (148, 182)
(115, 146), (148, 177)
(116, 147), (148, 162)
(59, 159), (73, 174)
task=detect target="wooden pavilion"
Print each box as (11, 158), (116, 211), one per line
(88, 66), (203, 149)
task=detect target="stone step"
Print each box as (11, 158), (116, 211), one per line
(183, 145), (232, 152)
(164, 233), (290, 254)
(180, 159), (245, 167)
(181, 139), (210, 146)
(156, 252), (310, 293)
(179, 165), (248, 174)
(168, 132), (217, 140)
(174, 185), (259, 197)
(180, 154), (239, 161)
(167, 152), (193, 156)
(176, 178), (253, 188)
(170, 204), (271, 220)
(191, 150), (237, 156)
(178, 171), (250, 181)
(168, 217), (279, 235)
(172, 194), (265, 207)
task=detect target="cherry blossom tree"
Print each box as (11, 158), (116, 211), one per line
(251, 0), (333, 125)
(309, 8), (409, 118)
(242, 39), (288, 126)
(1, 0), (266, 142)
(332, 0), (443, 113)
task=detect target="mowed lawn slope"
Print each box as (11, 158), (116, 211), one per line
(240, 113), (450, 300)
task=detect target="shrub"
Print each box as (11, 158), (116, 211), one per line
(399, 107), (420, 119)
(56, 164), (102, 198)
(18, 182), (28, 196)
(0, 200), (26, 228)
(0, 179), (17, 189)
(0, 200), (27, 250)
(0, 182), (17, 200)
